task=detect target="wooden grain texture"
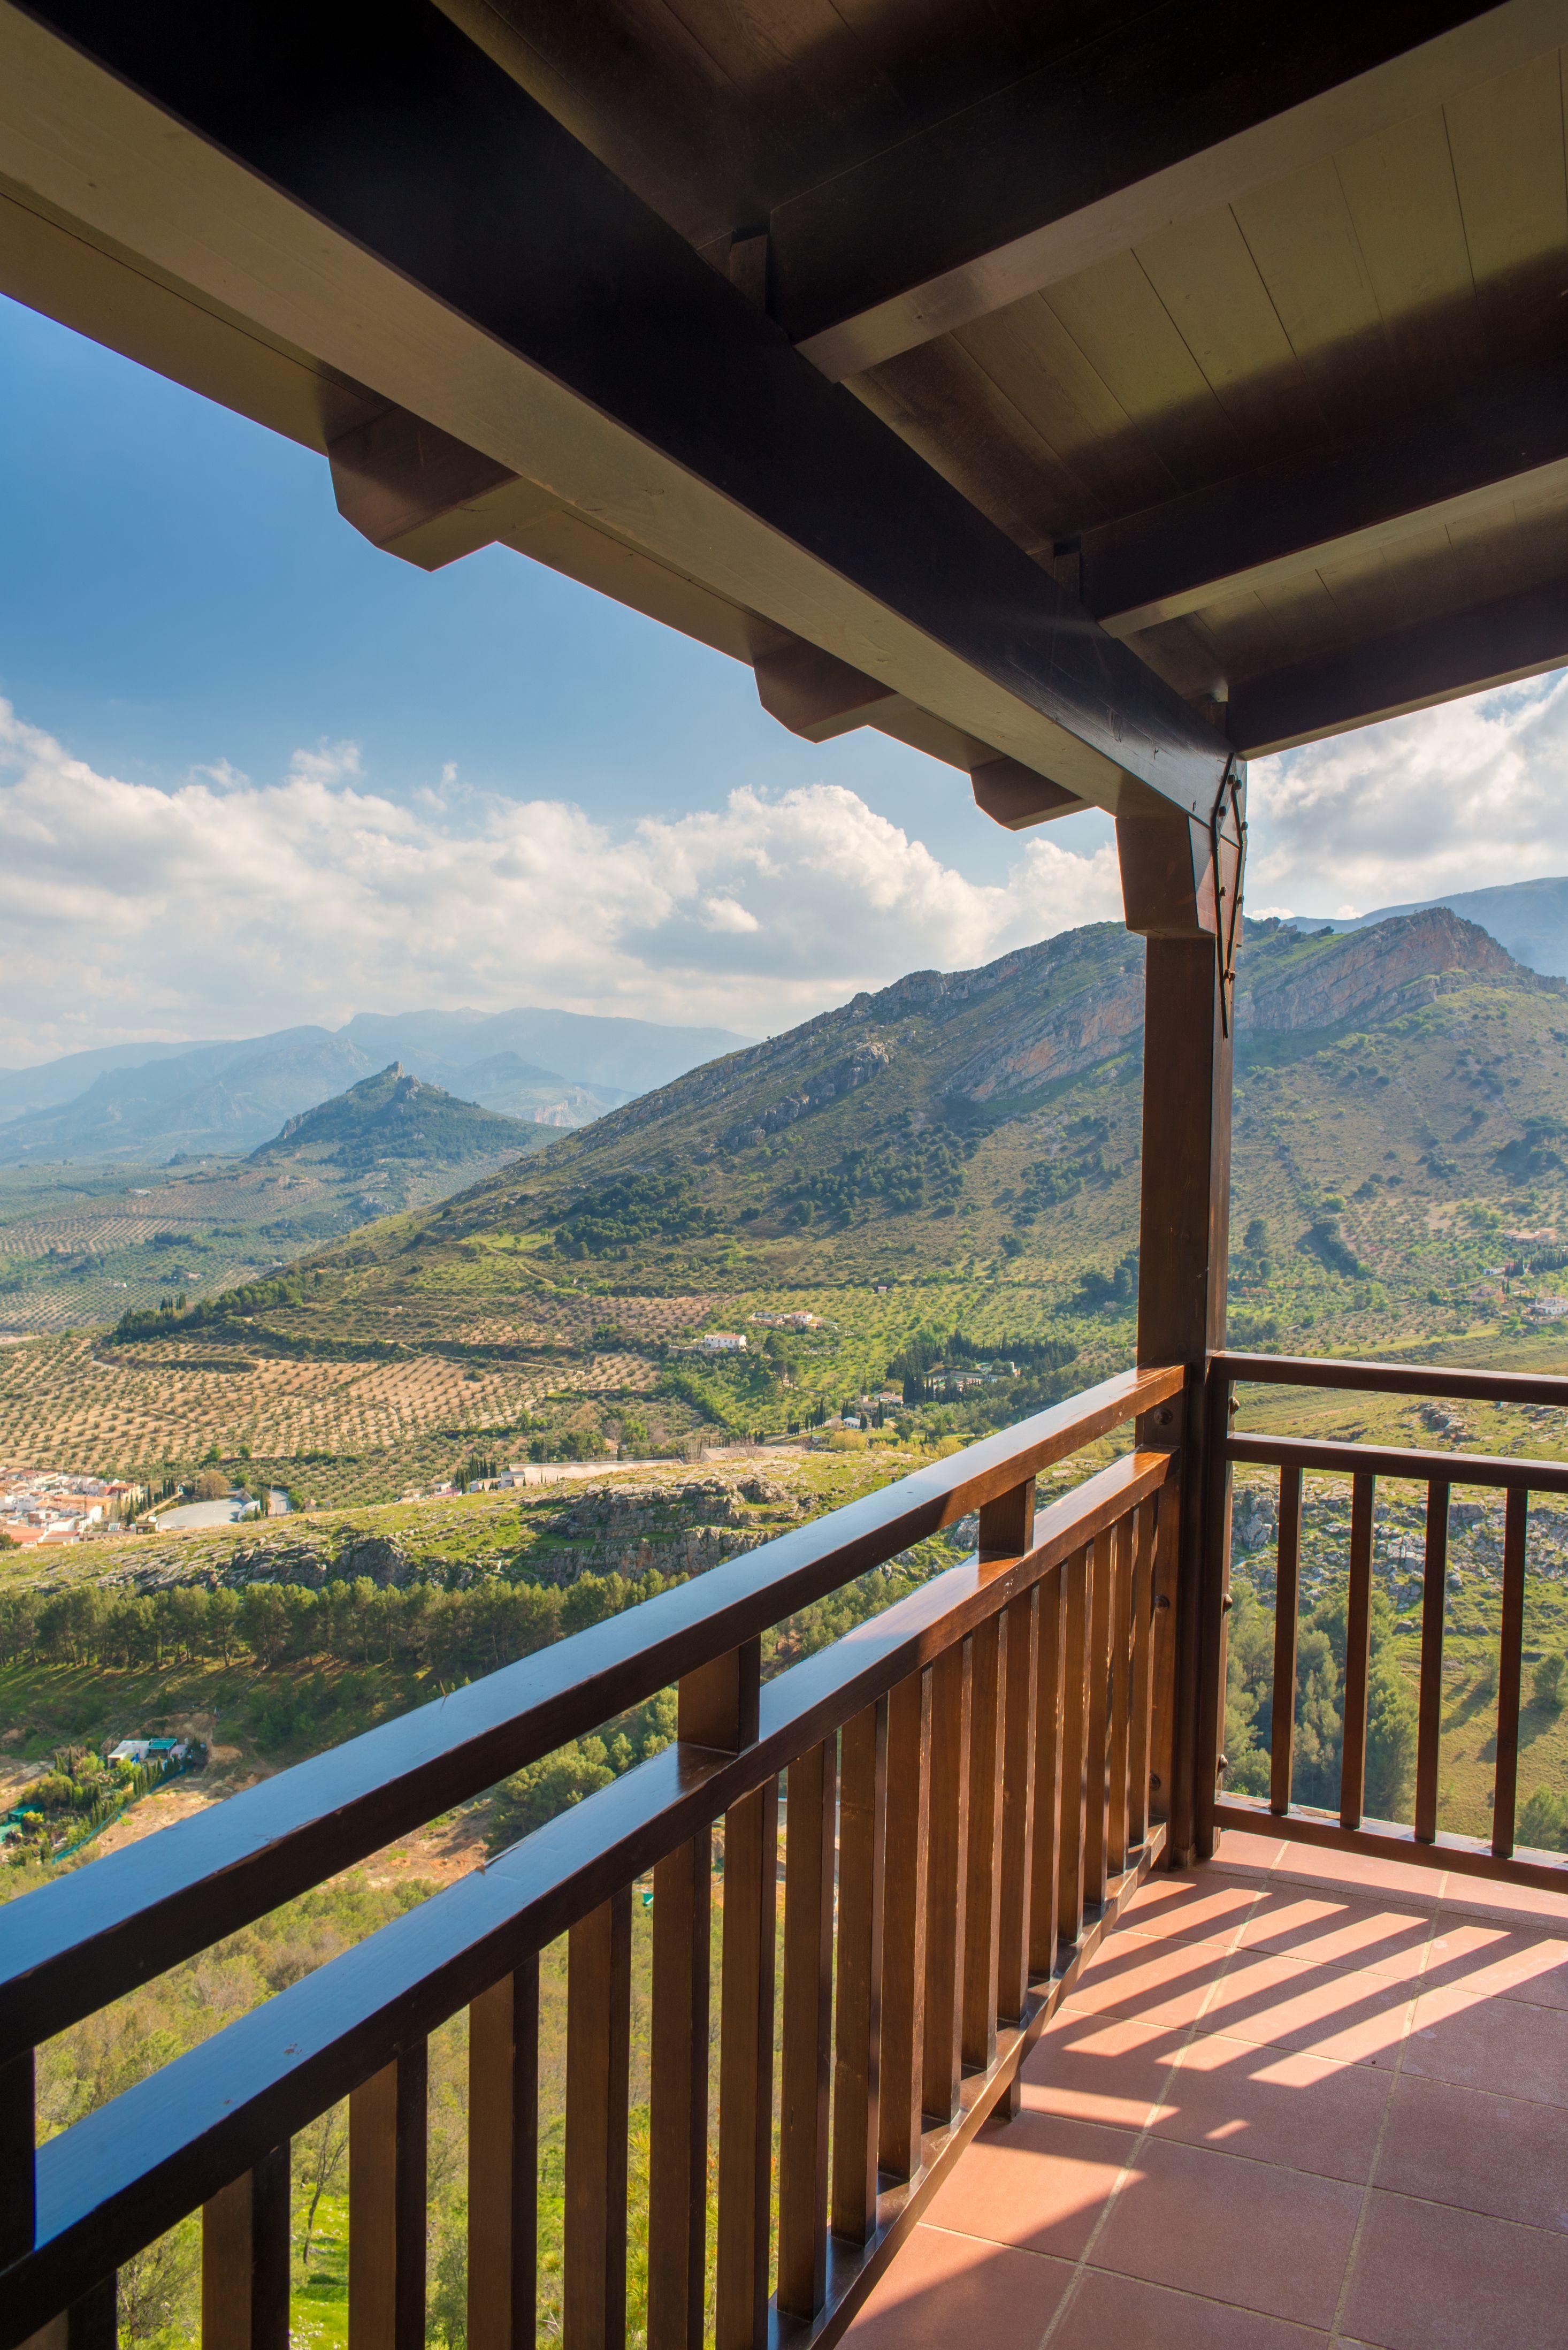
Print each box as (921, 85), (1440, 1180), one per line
(1127, 1497), (1158, 1850)
(921, 1641), (972, 2126)
(647, 1835), (709, 2350)
(1107, 1512), (1135, 1874)
(1269, 1466), (1303, 1817)
(961, 1614), (1006, 2071)
(1415, 1482), (1450, 1844)
(1230, 1431), (1568, 1492)
(1083, 1526), (1115, 1908)
(349, 2047), (426, 2350)
(1493, 1487), (1529, 1859)
(877, 1672), (929, 2181)
(1340, 1474), (1376, 1834)
(977, 1477), (1036, 1562)
(467, 1962), (538, 2350)
(1058, 1546), (1093, 1950)
(1030, 1561), (1067, 1982)
(564, 1893), (631, 2350)
(832, 1702), (886, 2246)
(1149, 1477), (1179, 1839)
(778, 1742), (836, 2321)
(997, 1589), (1039, 2026)
(716, 1782), (778, 2350)
(677, 1640), (760, 1752)
(201, 2148), (288, 2350)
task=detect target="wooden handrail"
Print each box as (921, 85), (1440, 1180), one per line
(0, 1445), (1174, 2349)
(1229, 1430), (1568, 1491)
(1217, 1349), (1568, 1407)
(0, 1363), (1182, 2065)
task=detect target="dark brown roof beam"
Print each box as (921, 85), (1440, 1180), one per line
(1084, 361), (1568, 637)
(776, 1), (1564, 380)
(1227, 581), (1568, 755)
(5, 0), (1229, 821)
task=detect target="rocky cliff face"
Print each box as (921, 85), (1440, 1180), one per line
(1240, 909), (1558, 1035)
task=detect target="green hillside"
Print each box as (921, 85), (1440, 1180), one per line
(253, 1063), (550, 1174)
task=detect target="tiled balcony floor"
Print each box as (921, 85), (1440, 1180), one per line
(844, 1829), (1568, 2350)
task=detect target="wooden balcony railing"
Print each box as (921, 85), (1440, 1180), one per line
(1215, 1351), (1568, 1894)
(0, 1364), (1181, 2350)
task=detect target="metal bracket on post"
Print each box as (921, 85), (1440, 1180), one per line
(1210, 757), (1247, 1037)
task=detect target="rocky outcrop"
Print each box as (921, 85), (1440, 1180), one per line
(1241, 910), (1559, 1036)
(720, 1041), (891, 1150)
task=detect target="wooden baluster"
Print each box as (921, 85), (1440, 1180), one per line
(778, 1742), (836, 2321)
(19, 2284), (117, 2350)
(647, 1834), (710, 2350)
(1107, 1512), (1135, 1876)
(878, 1670), (929, 2183)
(978, 1477), (1035, 1565)
(1083, 1525), (1115, 1909)
(1, 2047), (34, 2268)
(350, 2046), (427, 2350)
(1057, 1545), (1092, 1954)
(1339, 1472), (1375, 1833)
(468, 1961), (539, 2350)
(679, 1639), (760, 1751)
(1127, 1495), (1158, 1851)
(1494, 1488), (1529, 1858)
(922, 1641), (971, 2126)
(832, 1700), (886, 2246)
(1414, 1481), (1450, 1843)
(1031, 1560), (1067, 1983)
(1269, 1467), (1303, 1817)
(564, 1891), (632, 2350)
(1149, 1481), (1179, 1829)
(997, 1589), (1039, 2027)
(962, 1613), (1006, 2075)
(716, 1781), (778, 2350)
(203, 2147), (289, 2350)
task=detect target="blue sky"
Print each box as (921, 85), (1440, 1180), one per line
(3, 287), (1565, 1065)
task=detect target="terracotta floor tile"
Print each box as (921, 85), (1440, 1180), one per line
(840, 2222), (1070, 2350)
(1420, 1920), (1568, 2004)
(1403, 1983), (1568, 2104)
(1090, 2137), (1361, 2325)
(925, 2112), (1134, 2258)
(1378, 2073), (1568, 2229)
(1340, 2193), (1568, 2350)
(1210, 1827), (1286, 1872)
(1267, 1845), (1444, 1902)
(1200, 1949), (1413, 2066)
(1436, 1875), (1568, 1931)
(1060, 1931), (1221, 2027)
(1050, 2269), (1329, 2349)
(1151, 2031), (1390, 2181)
(1115, 1872), (1260, 1950)
(1019, 2011), (1185, 2127)
(1236, 1890), (1433, 1980)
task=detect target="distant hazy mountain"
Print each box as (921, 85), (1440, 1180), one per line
(0, 1005), (753, 1163)
(1285, 874), (1568, 978)
(252, 1064), (550, 1173)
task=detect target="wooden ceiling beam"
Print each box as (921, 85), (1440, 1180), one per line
(1227, 581), (1568, 754)
(779, 0), (1568, 379)
(1084, 360), (1568, 638)
(0, 0), (1230, 822)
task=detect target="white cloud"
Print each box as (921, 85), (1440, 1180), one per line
(1249, 673), (1568, 914)
(0, 702), (1122, 1060)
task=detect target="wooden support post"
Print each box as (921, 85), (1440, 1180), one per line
(1121, 786), (1242, 1868)
(468, 1962), (539, 2350)
(350, 2046), (427, 2350)
(202, 2148), (290, 2350)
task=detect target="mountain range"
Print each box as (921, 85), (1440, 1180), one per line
(252, 1064), (551, 1175)
(1286, 874), (1568, 978)
(0, 1006), (752, 1165)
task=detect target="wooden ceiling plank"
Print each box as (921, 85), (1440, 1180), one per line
(1083, 356), (1568, 633)
(1444, 48), (1568, 339)
(1333, 110), (1483, 391)
(1131, 204), (1331, 461)
(953, 296), (1178, 522)
(1044, 251), (1248, 491)
(1228, 577), (1568, 751)
(777, 0), (1568, 377)
(1229, 158), (1398, 437)
(0, 0), (1228, 819)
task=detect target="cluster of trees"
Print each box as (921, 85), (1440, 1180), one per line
(776, 1119), (972, 1227)
(113, 1266), (324, 1343)
(1224, 1580), (1418, 1818)
(550, 1172), (721, 1260)
(0, 1565), (682, 1693)
(1016, 1116), (1113, 1216)
(885, 1326), (1076, 1403)
(1072, 1251), (1139, 1315)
